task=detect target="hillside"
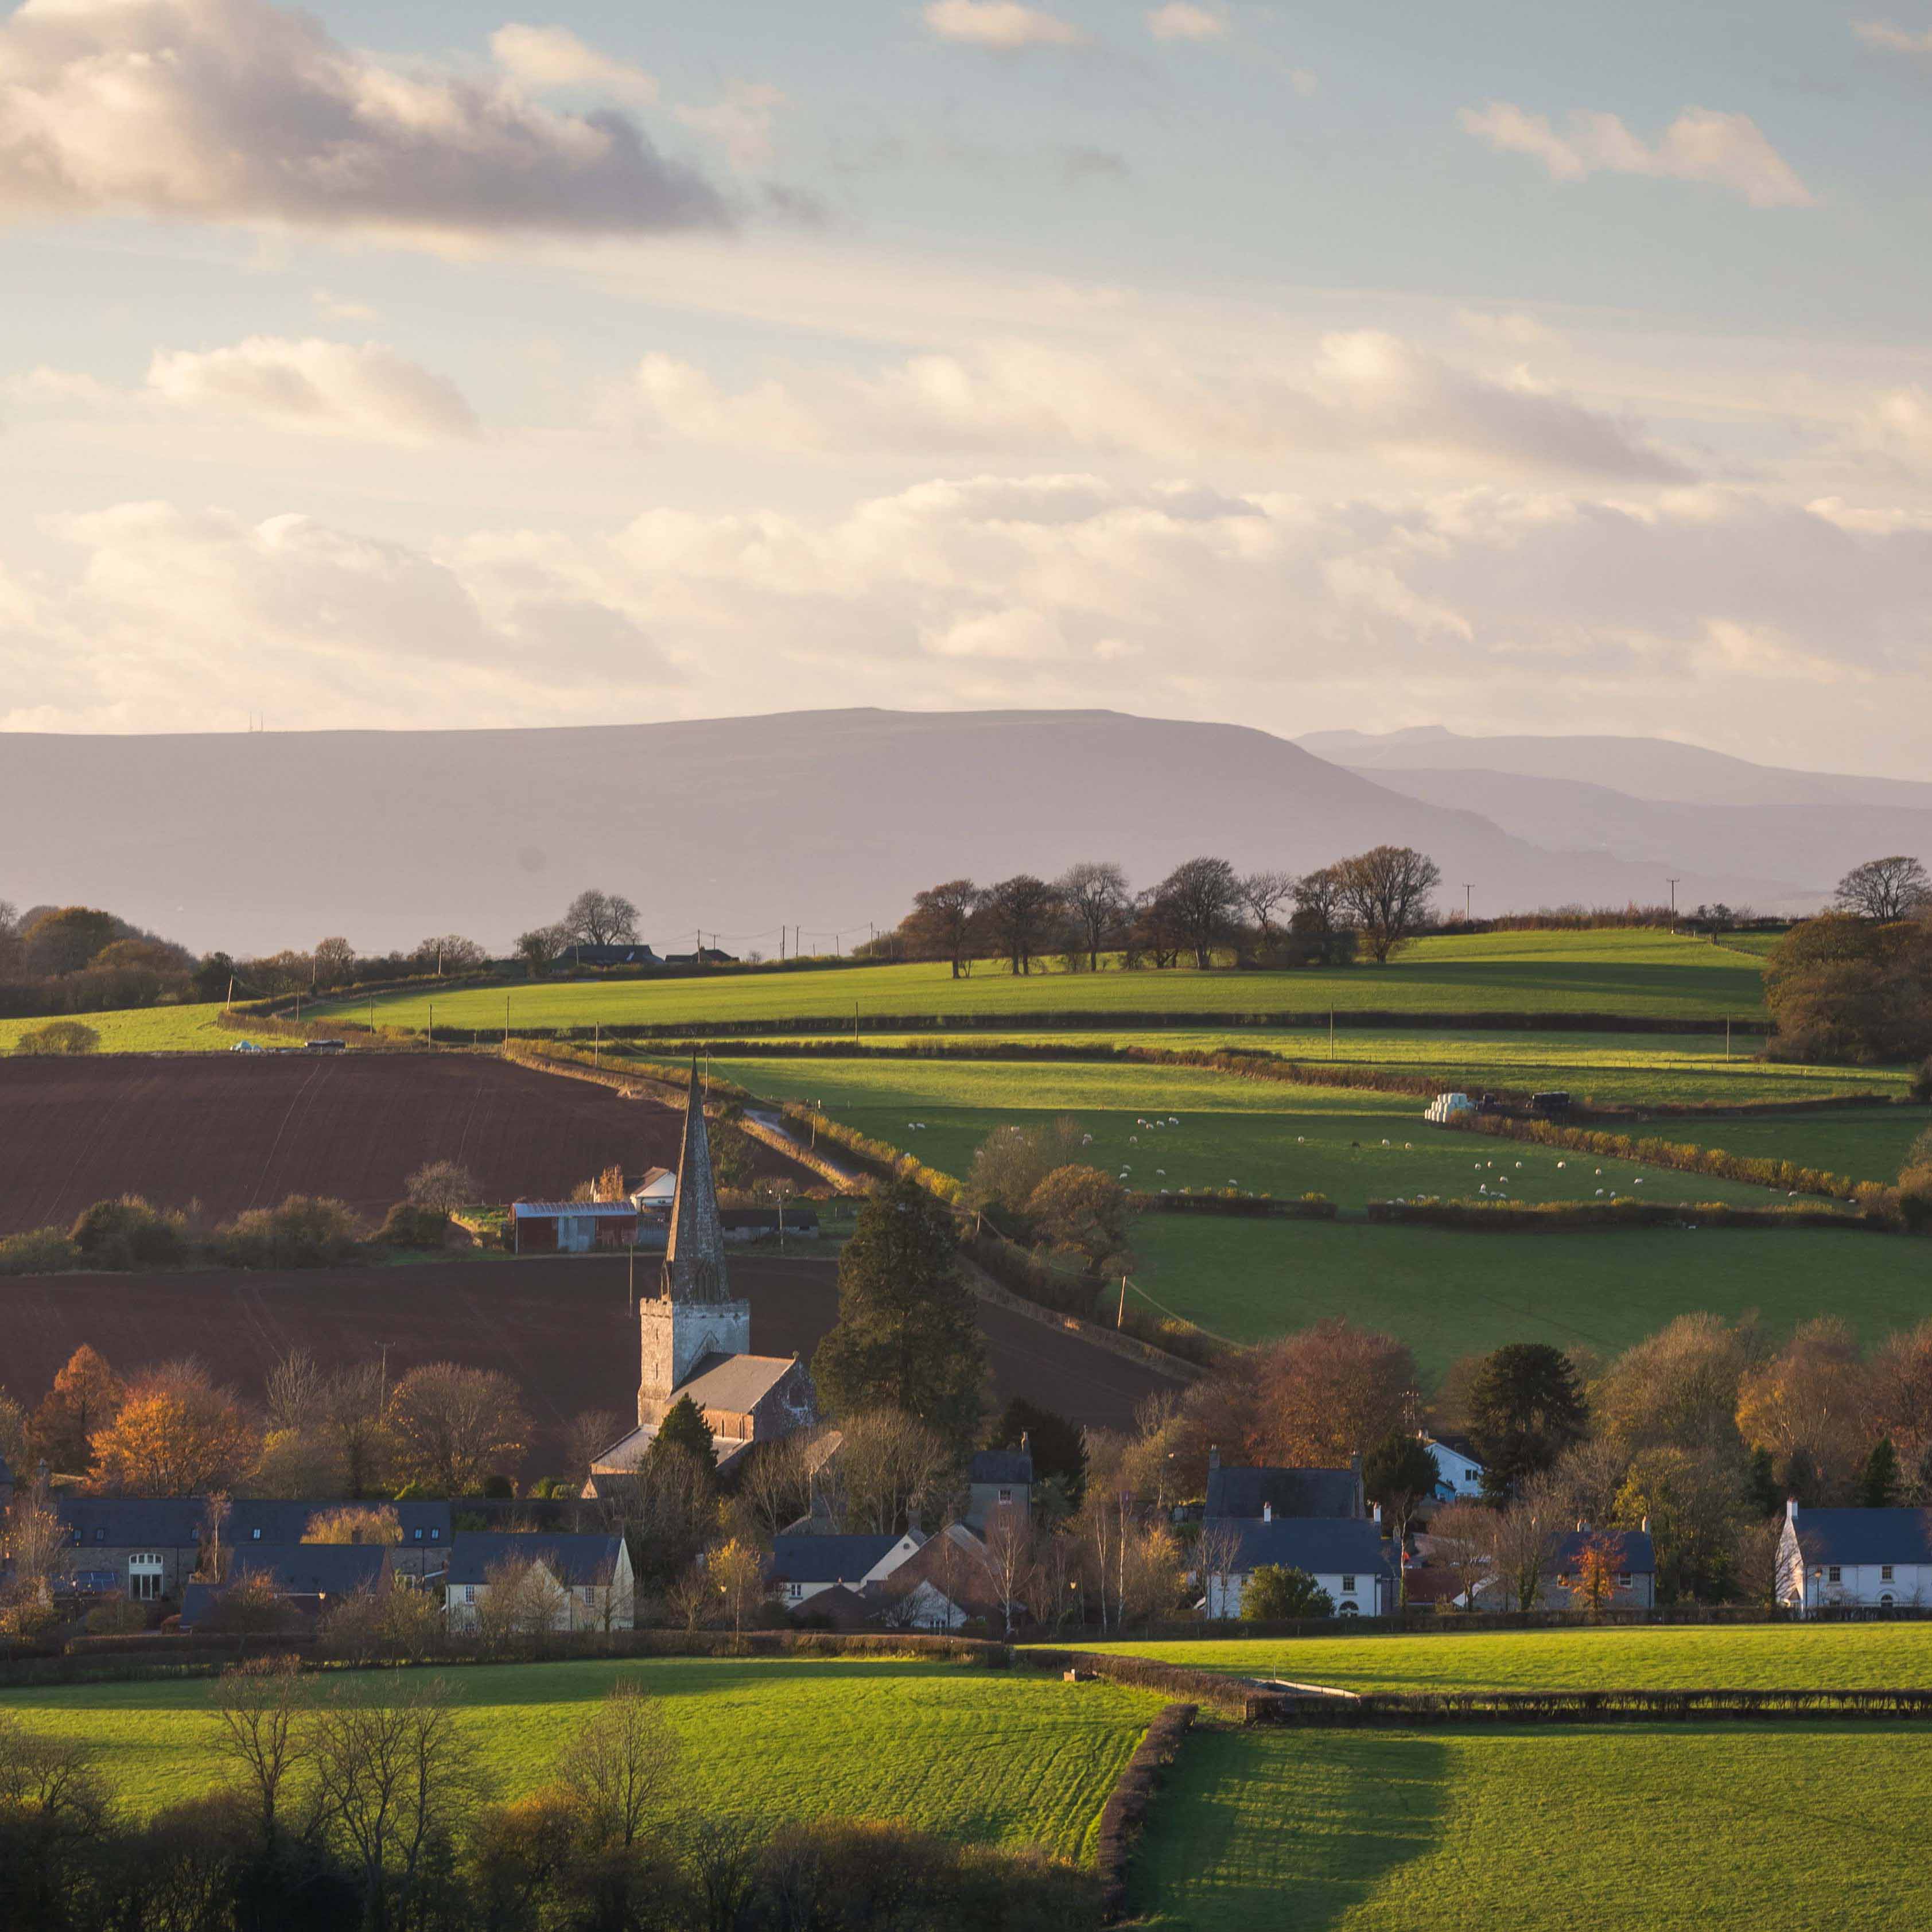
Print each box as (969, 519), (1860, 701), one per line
(0, 710), (1803, 954)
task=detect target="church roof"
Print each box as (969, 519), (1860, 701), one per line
(677, 1350), (803, 1414)
(663, 1059), (730, 1303)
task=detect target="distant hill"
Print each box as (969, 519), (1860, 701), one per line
(0, 709), (1847, 953)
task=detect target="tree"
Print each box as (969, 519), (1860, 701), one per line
(387, 1362), (530, 1495)
(323, 1362), (395, 1499)
(1023, 1165), (1136, 1272)
(1592, 1313), (1759, 1456)
(1763, 913), (1932, 1064)
(557, 1680), (681, 1849)
(29, 1344), (125, 1473)
(1336, 845), (1442, 962)
(411, 935), (487, 975)
(302, 1505), (403, 1546)
(20, 906), (120, 976)
(1859, 1437), (1901, 1510)
(1249, 1319), (1416, 1467)
(69, 1195), (183, 1269)
(312, 936), (356, 989)
(1734, 1317), (1867, 1496)
(89, 1360), (258, 1495)
(1567, 1531), (1626, 1615)
(1484, 1491), (1557, 1611)
(963, 1118), (1086, 1221)
(707, 1538), (767, 1639)
(12, 1020), (100, 1056)
(1293, 865), (1346, 932)
(1865, 1319), (1932, 1473)
(901, 880), (982, 978)
(832, 1408), (953, 1535)
(811, 1181), (985, 1442)
(1428, 1500), (1491, 1610)
(209, 1655), (311, 1847)
(1465, 1343), (1587, 1499)
(516, 925), (567, 975)
(561, 889), (640, 947)
(1151, 857), (1240, 970)
(1834, 855), (1932, 923)
(1237, 870), (1296, 952)
(1613, 1446), (1748, 1603)
(986, 1397), (1086, 1501)
(1363, 1431), (1439, 1553)
(2, 1498), (70, 1605)
(566, 1408), (627, 1486)
(1057, 862), (1130, 973)
(650, 1394), (716, 1470)
(1240, 1564), (1332, 1620)
(978, 874), (1062, 977)
(406, 1159), (479, 1214)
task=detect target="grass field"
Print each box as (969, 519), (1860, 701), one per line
(0, 1657), (1159, 1859)
(1072, 1624), (1932, 1692)
(0, 1001), (230, 1054)
(317, 931), (1767, 1034)
(1133, 1724), (1932, 1929)
(1126, 1218), (1932, 1368)
(715, 1056), (1801, 1212)
(1659, 1106), (1929, 1184)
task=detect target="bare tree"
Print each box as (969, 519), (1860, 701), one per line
(265, 1347), (326, 1438)
(516, 925), (567, 975)
(971, 1512), (1038, 1639)
(322, 1362), (395, 1500)
(1237, 870), (1296, 949)
(1834, 855), (1931, 922)
(1194, 1519), (1245, 1620)
(312, 936), (357, 989)
(475, 1555), (567, 1646)
(209, 1655), (312, 1846)
(1293, 864), (1347, 932)
(410, 935), (487, 975)
(1153, 857), (1240, 970)
(561, 889), (641, 947)
(1426, 1501), (1491, 1610)
(1336, 846), (1442, 962)
(903, 880), (982, 979)
(1058, 861), (1131, 973)
(406, 1160), (479, 1214)
(1484, 1491), (1558, 1611)
(978, 874), (1062, 977)
(387, 1362), (530, 1495)
(738, 1432), (818, 1542)
(565, 1409), (627, 1488)
(557, 1680), (681, 1848)
(832, 1409), (952, 1534)
(1021, 1529), (1082, 1634)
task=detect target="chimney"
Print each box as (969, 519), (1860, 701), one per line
(1372, 1502), (1382, 1525)
(1576, 1519), (1587, 1533)
(1208, 1445), (1220, 1472)
(1641, 1515), (1651, 1534)
(1262, 1502), (1273, 1523)
(1020, 1430), (1031, 1456)
(1786, 1497), (1799, 1523)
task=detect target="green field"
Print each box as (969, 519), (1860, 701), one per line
(0, 1657), (1157, 1858)
(318, 931), (1767, 1035)
(0, 1001), (231, 1054)
(1126, 1218), (1932, 1369)
(716, 1056), (1801, 1213)
(1133, 1724), (1932, 1929)
(1074, 1623), (1932, 1692)
(1661, 1106), (1928, 1184)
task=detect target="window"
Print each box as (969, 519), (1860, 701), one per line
(1829, 1566), (1842, 1584)
(413, 1528), (423, 1541)
(1339, 1601), (1359, 1616)
(94, 1527), (105, 1542)
(1341, 1575), (1355, 1592)
(250, 1527), (262, 1540)
(432, 1528), (441, 1541)
(787, 1583), (803, 1600)
(128, 1554), (165, 1602)
(1883, 1565), (1895, 1581)
(998, 1488), (1012, 1502)
(1619, 1573), (1631, 1588)
(1882, 1594), (1896, 1608)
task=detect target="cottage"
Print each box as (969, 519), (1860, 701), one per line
(1201, 1515), (1395, 1618)
(1421, 1435), (1487, 1501)
(222, 1499), (453, 1581)
(768, 1531), (923, 1608)
(55, 1498), (208, 1601)
(444, 1531), (635, 1631)
(631, 1167), (677, 1212)
(1204, 1448), (1365, 1521)
(966, 1447), (1034, 1531)
(1778, 1502), (1932, 1612)
(180, 1543), (394, 1629)
(511, 1200), (640, 1254)
(1545, 1527), (1656, 1609)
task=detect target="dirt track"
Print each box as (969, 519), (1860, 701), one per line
(0, 1252), (1174, 1473)
(0, 1054), (813, 1234)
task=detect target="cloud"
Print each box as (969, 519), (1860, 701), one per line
(1146, 4), (1225, 40)
(1460, 102), (1817, 208)
(1456, 309), (1558, 347)
(1855, 19), (1932, 50)
(922, 1), (1088, 49)
(312, 289), (379, 324)
(489, 24), (659, 102)
(0, 0), (728, 239)
(674, 83), (787, 172)
(143, 337), (479, 442)
(626, 330), (1688, 479)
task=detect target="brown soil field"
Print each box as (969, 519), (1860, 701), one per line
(0, 1253), (1175, 1474)
(0, 1053), (813, 1234)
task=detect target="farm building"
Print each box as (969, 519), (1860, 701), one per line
(631, 1166), (676, 1210)
(560, 944), (663, 968)
(510, 1200), (640, 1253)
(1778, 1502), (1932, 1612)
(55, 1497), (208, 1601)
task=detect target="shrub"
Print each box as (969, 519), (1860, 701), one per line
(1910, 1057), (1932, 1105)
(83, 1596), (150, 1635)
(376, 1201), (450, 1250)
(68, 1196), (186, 1269)
(0, 1227), (80, 1276)
(1241, 1565), (1334, 1620)
(215, 1194), (363, 1268)
(11, 1019), (100, 1055)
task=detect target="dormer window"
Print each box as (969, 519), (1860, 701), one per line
(250, 1527), (262, 1540)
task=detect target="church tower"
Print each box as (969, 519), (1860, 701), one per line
(638, 1060), (750, 1427)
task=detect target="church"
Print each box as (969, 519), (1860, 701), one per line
(590, 1067), (818, 1480)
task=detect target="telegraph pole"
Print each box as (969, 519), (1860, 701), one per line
(1462, 884), (1473, 920)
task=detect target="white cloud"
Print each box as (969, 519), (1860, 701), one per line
(0, 0), (727, 239)
(312, 289), (380, 324)
(144, 337), (479, 442)
(923, 1), (1088, 49)
(1456, 309), (1558, 347)
(1460, 101), (1817, 208)
(1850, 384), (1932, 465)
(674, 83), (787, 172)
(1146, 4), (1225, 41)
(625, 330), (1688, 479)
(1855, 19), (1932, 50)
(489, 24), (659, 102)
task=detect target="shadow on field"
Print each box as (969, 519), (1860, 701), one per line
(1130, 1728), (1448, 1930)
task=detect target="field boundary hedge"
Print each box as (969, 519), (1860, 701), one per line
(1249, 1686), (1932, 1725)
(1363, 1197), (1871, 1233)
(1094, 1702), (1196, 1924)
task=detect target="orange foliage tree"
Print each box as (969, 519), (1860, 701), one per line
(30, 1345), (126, 1474)
(89, 1360), (259, 1494)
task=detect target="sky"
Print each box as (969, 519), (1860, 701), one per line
(2, 0), (1930, 775)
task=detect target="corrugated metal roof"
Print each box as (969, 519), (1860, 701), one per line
(511, 1200), (639, 1217)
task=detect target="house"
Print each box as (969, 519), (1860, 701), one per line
(179, 1543), (394, 1630)
(511, 1200), (640, 1254)
(1203, 1448), (1365, 1522)
(966, 1447), (1034, 1531)
(592, 1067), (819, 1482)
(444, 1531), (635, 1631)
(1545, 1527), (1656, 1609)
(1200, 1515), (1395, 1619)
(1778, 1502), (1932, 1613)
(55, 1498), (208, 1601)
(221, 1500), (453, 1581)
(562, 944), (663, 969)
(768, 1531), (924, 1609)
(1421, 1435), (1487, 1501)
(631, 1167), (677, 1212)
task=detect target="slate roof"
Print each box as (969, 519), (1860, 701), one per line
(1552, 1529), (1655, 1573)
(1226, 1518), (1392, 1576)
(445, 1532), (625, 1588)
(229, 1544), (392, 1594)
(1788, 1508), (1932, 1566)
(769, 1533), (915, 1585)
(678, 1351), (803, 1414)
(970, 1450), (1035, 1486)
(1206, 1464), (1362, 1522)
(226, 1500), (453, 1547)
(57, 1498), (207, 1547)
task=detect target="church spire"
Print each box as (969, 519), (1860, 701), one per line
(661, 1056), (729, 1304)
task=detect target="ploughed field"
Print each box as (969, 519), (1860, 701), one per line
(712, 1056), (1809, 1212)
(0, 1657), (1161, 1861)
(317, 931), (1767, 1033)
(0, 1252), (1179, 1470)
(0, 1053), (813, 1234)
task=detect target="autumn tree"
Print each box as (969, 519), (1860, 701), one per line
(811, 1181), (985, 1443)
(1566, 1531), (1626, 1615)
(1057, 862), (1130, 972)
(1834, 854), (1931, 922)
(1465, 1343), (1588, 1499)
(1336, 845), (1442, 962)
(963, 1117), (1086, 1221)
(303, 1505), (403, 1546)
(406, 1160), (479, 1214)
(29, 1345), (125, 1474)
(1592, 1313), (1760, 1457)
(1763, 913), (1932, 1064)
(1734, 1317), (1867, 1497)
(1248, 1319), (1416, 1467)
(89, 1360), (259, 1495)
(706, 1538), (768, 1640)
(387, 1363), (530, 1495)
(1024, 1165), (1136, 1272)
(20, 905), (120, 975)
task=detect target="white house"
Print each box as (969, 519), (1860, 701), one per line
(1421, 1436), (1487, 1500)
(1778, 1502), (1932, 1613)
(630, 1167), (677, 1211)
(444, 1533), (635, 1631)
(1200, 1515), (1396, 1619)
(767, 1530), (924, 1608)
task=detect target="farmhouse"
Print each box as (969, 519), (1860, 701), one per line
(510, 1199), (640, 1253)
(1778, 1502), (1932, 1612)
(1202, 1516), (1397, 1618)
(445, 1531), (635, 1631)
(592, 1067), (819, 1480)
(768, 1530), (924, 1608)
(1204, 1448), (1366, 1521)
